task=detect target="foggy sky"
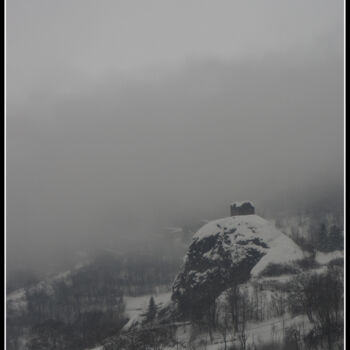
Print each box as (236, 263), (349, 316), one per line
(6, 0), (344, 273)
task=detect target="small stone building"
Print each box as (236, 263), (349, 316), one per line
(230, 201), (255, 216)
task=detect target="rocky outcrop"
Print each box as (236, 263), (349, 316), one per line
(171, 214), (303, 319)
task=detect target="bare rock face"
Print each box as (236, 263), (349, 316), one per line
(171, 214), (303, 319)
(230, 201), (255, 216)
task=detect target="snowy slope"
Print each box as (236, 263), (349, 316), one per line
(123, 292), (171, 330)
(251, 234), (304, 276)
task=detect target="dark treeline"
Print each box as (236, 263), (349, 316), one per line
(6, 252), (182, 350)
(92, 252), (182, 296)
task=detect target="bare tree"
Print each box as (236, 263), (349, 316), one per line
(288, 267), (344, 350)
(237, 291), (248, 350)
(217, 305), (231, 350)
(226, 283), (240, 332)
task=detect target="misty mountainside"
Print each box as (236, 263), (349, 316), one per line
(6, 205), (344, 350)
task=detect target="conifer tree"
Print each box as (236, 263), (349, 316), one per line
(146, 296), (157, 322)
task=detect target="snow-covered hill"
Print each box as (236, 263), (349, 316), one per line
(172, 214), (304, 317)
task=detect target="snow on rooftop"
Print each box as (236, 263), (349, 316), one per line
(230, 200), (254, 207)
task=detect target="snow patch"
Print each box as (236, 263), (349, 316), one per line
(251, 235), (304, 276)
(193, 215), (280, 241)
(315, 250), (343, 265)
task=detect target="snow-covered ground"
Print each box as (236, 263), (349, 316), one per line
(123, 292), (172, 330)
(164, 314), (311, 350)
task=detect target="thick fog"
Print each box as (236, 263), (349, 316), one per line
(6, 0), (343, 274)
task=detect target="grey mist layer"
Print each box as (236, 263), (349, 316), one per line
(6, 0), (343, 273)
